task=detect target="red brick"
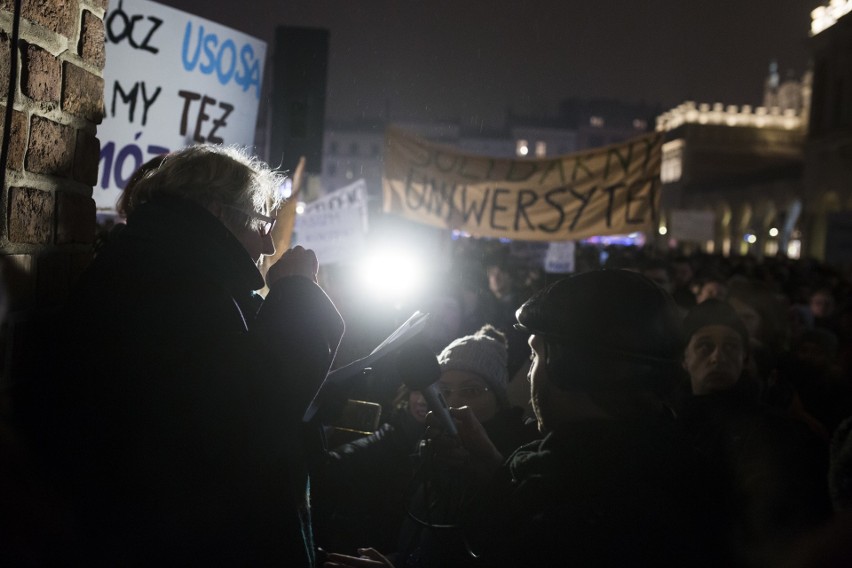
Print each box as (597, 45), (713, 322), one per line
(73, 128), (99, 185)
(1, 108), (28, 171)
(20, 0), (75, 37)
(26, 116), (75, 177)
(56, 191), (95, 244)
(62, 62), (105, 123)
(79, 10), (106, 69)
(21, 42), (62, 102)
(8, 186), (54, 244)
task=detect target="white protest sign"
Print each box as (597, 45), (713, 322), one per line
(544, 240), (576, 273)
(669, 209), (716, 242)
(293, 179), (369, 265)
(96, 0), (266, 211)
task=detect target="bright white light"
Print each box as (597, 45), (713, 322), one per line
(295, 202), (306, 215)
(787, 239), (801, 259)
(280, 178), (293, 199)
(811, 1), (852, 35)
(358, 248), (424, 304)
(658, 226), (668, 235)
(745, 233), (757, 244)
(769, 227), (779, 237)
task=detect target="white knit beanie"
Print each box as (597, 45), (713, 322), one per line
(437, 324), (510, 408)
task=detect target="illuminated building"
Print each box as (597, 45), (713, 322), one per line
(656, 67), (811, 258)
(656, 2), (852, 262)
(804, 0), (852, 264)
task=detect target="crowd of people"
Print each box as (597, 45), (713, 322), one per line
(1, 143), (851, 567)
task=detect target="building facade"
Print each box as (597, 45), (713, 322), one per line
(804, 0), (852, 264)
(654, 1), (852, 263)
(656, 97), (808, 258)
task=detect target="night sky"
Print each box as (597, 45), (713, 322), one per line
(161, 0), (817, 127)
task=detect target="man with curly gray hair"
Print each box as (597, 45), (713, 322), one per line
(21, 145), (344, 566)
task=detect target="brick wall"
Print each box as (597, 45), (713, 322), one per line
(0, 0), (108, 378)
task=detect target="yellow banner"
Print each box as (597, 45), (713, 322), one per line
(382, 127), (663, 241)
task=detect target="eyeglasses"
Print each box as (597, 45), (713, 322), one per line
(224, 205), (276, 237)
(438, 385), (490, 400)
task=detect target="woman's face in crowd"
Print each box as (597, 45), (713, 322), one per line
(407, 390), (428, 423)
(437, 370), (498, 423)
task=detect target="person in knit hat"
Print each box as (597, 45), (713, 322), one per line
(681, 298), (750, 396)
(436, 324), (510, 423)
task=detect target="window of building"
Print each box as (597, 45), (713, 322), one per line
(661, 140), (684, 183)
(590, 116), (605, 127)
(535, 141), (547, 157)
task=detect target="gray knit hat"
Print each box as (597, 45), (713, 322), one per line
(438, 324), (510, 408)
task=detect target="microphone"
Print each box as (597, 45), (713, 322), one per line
(395, 342), (458, 436)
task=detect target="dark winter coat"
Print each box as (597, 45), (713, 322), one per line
(464, 415), (733, 568)
(678, 389), (833, 562)
(392, 407), (545, 568)
(19, 196), (343, 566)
(314, 409), (426, 553)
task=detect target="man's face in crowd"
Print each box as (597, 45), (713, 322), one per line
(238, 227), (275, 265)
(683, 324), (746, 395)
(220, 206), (276, 264)
(810, 291), (835, 319)
(487, 266), (512, 299)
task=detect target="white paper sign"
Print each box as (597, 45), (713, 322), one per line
(669, 209), (716, 242)
(293, 179), (369, 265)
(95, 0), (266, 211)
(544, 240), (576, 273)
